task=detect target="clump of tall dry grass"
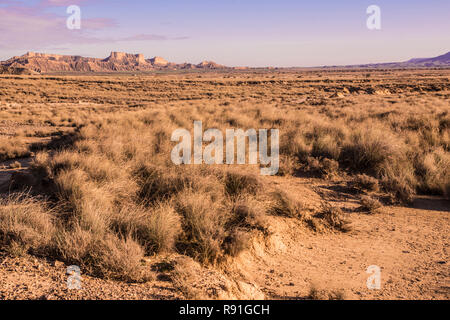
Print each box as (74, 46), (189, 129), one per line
(315, 204), (351, 232)
(111, 202), (182, 254)
(175, 191), (228, 264)
(55, 225), (149, 281)
(277, 109), (448, 203)
(227, 197), (268, 232)
(0, 137), (31, 161)
(359, 195), (382, 213)
(269, 190), (305, 218)
(133, 163), (194, 203)
(0, 194), (54, 257)
(224, 170), (261, 197)
(351, 174), (380, 192)
(415, 147), (450, 197)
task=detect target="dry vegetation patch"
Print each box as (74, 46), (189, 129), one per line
(0, 69), (448, 287)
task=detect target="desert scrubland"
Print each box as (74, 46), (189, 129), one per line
(0, 69), (448, 300)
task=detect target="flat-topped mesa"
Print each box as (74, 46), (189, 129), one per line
(1, 52), (229, 73)
(149, 56), (169, 66)
(106, 52), (148, 65)
(197, 60), (224, 69)
(136, 53), (146, 64)
(22, 52), (64, 60)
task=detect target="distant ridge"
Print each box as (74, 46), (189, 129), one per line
(0, 52), (228, 74)
(405, 51), (450, 65)
(339, 51), (450, 69)
(1, 51), (449, 73)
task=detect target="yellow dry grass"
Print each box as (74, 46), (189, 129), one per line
(0, 69), (448, 282)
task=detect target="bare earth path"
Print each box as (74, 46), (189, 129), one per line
(234, 177), (450, 300)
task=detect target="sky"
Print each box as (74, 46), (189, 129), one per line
(0, 0), (449, 67)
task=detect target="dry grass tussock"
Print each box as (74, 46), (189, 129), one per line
(0, 136), (31, 161)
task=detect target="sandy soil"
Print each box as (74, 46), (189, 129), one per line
(233, 176), (449, 300)
(0, 253), (183, 300)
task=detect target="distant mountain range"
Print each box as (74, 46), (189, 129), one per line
(0, 52), (228, 74)
(335, 51), (450, 69)
(0, 51), (449, 74)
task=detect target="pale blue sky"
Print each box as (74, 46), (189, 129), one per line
(0, 0), (449, 66)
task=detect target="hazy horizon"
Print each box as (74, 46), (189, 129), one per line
(1, 0), (449, 67)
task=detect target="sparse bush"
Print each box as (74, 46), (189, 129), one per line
(224, 170), (261, 197)
(360, 195), (382, 213)
(54, 169), (112, 234)
(171, 257), (207, 299)
(112, 203), (182, 254)
(270, 190), (305, 218)
(0, 194), (54, 256)
(175, 191), (228, 264)
(312, 134), (341, 160)
(222, 230), (250, 256)
(340, 127), (399, 174)
(0, 137), (31, 162)
(305, 157), (339, 177)
(277, 155), (297, 176)
(416, 148), (450, 196)
(90, 235), (148, 282)
(316, 204), (351, 232)
(56, 226), (148, 282)
(351, 174), (379, 192)
(308, 284), (346, 300)
(134, 163), (193, 203)
(280, 131), (310, 161)
(379, 161), (416, 203)
(227, 197), (267, 232)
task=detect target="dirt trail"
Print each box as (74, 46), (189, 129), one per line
(233, 176), (450, 300)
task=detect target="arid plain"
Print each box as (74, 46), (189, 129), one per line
(0, 69), (449, 300)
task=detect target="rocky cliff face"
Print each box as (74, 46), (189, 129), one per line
(0, 52), (228, 74)
(104, 52), (148, 65)
(197, 61), (225, 69)
(0, 65), (39, 75)
(148, 56), (169, 66)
